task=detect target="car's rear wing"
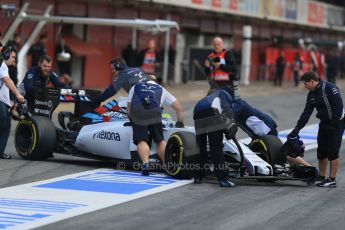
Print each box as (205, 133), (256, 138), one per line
(60, 89), (101, 102)
(29, 87), (102, 119)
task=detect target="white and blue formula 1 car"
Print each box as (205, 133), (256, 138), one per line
(11, 88), (317, 182)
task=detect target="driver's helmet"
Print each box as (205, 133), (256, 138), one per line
(281, 135), (305, 158)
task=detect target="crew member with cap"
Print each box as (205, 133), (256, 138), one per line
(288, 71), (344, 188)
(127, 75), (184, 176)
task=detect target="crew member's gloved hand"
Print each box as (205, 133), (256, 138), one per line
(175, 121), (184, 128)
(224, 119), (238, 140)
(17, 99), (29, 116)
(224, 132), (231, 140)
(287, 128), (299, 138)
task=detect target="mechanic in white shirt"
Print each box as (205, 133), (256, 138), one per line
(127, 75), (184, 176)
(0, 45), (25, 159)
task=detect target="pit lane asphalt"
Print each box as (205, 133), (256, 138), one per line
(1, 79), (345, 230)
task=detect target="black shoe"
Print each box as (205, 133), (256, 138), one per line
(307, 177), (324, 186)
(0, 153), (11, 159)
(142, 169), (150, 176)
(194, 178), (203, 184)
(219, 179), (236, 187)
(141, 163), (150, 176)
(317, 178), (337, 188)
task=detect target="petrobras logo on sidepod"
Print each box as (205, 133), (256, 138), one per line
(93, 130), (121, 141)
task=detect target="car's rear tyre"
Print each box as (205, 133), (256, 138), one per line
(165, 131), (198, 179)
(15, 115), (57, 160)
(250, 135), (285, 165)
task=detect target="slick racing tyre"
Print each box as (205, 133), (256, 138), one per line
(15, 115), (57, 160)
(165, 131), (198, 179)
(250, 135), (285, 166)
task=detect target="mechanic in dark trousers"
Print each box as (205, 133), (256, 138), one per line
(193, 88), (238, 187)
(288, 71), (345, 188)
(94, 57), (147, 105)
(127, 75), (184, 176)
(204, 37), (239, 97)
(0, 45), (25, 159)
(19, 55), (70, 111)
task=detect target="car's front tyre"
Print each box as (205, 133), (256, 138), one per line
(250, 135), (285, 165)
(15, 115), (57, 160)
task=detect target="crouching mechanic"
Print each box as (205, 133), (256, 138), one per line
(127, 75), (184, 176)
(19, 55), (71, 111)
(232, 92), (312, 166)
(223, 87), (312, 167)
(288, 71), (344, 188)
(281, 135), (314, 167)
(193, 88), (238, 187)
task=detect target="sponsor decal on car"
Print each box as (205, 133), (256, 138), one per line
(93, 130), (121, 141)
(34, 99), (53, 108)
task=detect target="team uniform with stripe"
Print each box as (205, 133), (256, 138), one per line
(295, 81), (345, 160)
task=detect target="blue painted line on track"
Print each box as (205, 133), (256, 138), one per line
(35, 171), (179, 194)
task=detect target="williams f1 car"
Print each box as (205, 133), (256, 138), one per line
(11, 88), (317, 182)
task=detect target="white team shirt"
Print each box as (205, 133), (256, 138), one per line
(0, 61), (11, 106)
(211, 97), (223, 114)
(128, 80), (176, 106)
(246, 116), (271, 136)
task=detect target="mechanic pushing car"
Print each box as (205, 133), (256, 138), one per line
(223, 86), (313, 167)
(193, 88), (238, 187)
(0, 45), (25, 159)
(18, 54), (71, 111)
(93, 57), (147, 106)
(127, 75), (184, 176)
(288, 71), (345, 188)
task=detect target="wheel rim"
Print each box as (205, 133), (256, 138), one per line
(15, 122), (35, 156)
(165, 135), (183, 176)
